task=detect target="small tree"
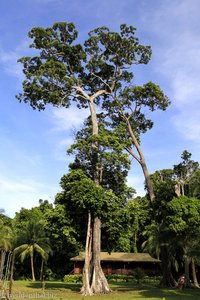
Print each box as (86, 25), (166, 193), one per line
(14, 221), (51, 281)
(0, 219), (12, 251)
(174, 150), (199, 197)
(167, 196), (200, 286)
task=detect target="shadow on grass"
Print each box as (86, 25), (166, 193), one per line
(27, 281), (81, 292)
(110, 281), (158, 292)
(110, 281), (200, 299)
(140, 287), (200, 300)
(26, 281), (200, 299)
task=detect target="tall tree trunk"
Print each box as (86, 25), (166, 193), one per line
(40, 259), (44, 281)
(81, 212), (93, 295)
(9, 252), (15, 297)
(175, 182), (181, 197)
(91, 217), (110, 293)
(132, 232), (138, 253)
(30, 254), (35, 281)
(191, 257), (199, 288)
(0, 249), (6, 282)
(141, 160), (155, 202)
(181, 183), (185, 196)
(125, 118), (155, 202)
(81, 99), (110, 295)
(184, 255), (190, 282)
(159, 244), (177, 287)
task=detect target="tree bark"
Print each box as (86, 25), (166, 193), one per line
(39, 259), (44, 281)
(9, 252), (15, 297)
(141, 160), (155, 202)
(159, 244), (177, 287)
(81, 212), (93, 295)
(91, 217), (110, 294)
(191, 257), (199, 288)
(133, 232), (138, 253)
(0, 249), (5, 283)
(125, 118), (155, 202)
(184, 255), (190, 283)
(30, 254), (35, 281)
(175, 182), (181, 197)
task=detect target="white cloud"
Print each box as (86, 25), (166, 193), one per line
(143, 0), (200, 143)
(45, 106), (89, 161)
(166, 38), (200, 142)
(0, 39), (31, 80)
(48, 103), (106, 160)
(172, 110), (200, 141)
(0, 48), (22, 78)
(51, 106), (89, 131)
(0, 176), (57, 218)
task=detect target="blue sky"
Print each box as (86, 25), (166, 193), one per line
(0, 0), (200, 217)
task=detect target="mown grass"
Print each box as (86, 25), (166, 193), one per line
(4, 280), (200, 300)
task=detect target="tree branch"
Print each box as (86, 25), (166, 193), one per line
(91, 72), (113, 92)
(124, 146), (140, 163)
(91, 89), (110, 101)
(73, 86), (90, 100)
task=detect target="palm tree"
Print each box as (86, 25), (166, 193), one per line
(142, 222), (178, 287)
(0, 219), (12, 250)
(0, 217), (13, 293)
(14, 221), (52, 281)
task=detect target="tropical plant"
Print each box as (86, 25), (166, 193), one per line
(0, 219), (12, 251)
(14, 221), (52, 281)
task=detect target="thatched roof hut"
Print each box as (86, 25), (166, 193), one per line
(70, 252), (160, 275)
(71, 252), (160, 262)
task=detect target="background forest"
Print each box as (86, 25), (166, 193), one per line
(1, 149), (200, 287)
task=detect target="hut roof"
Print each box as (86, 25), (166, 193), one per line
(70, 252), (160, 263)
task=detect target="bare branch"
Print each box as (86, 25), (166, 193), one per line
(124, 146), (140, 163)
(59, 94), (68, 105)
(91, 72), (112, 91)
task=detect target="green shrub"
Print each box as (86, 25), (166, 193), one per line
(63, 274), (82, 283)
(106, 274), (135, 282)
(43, 267), (55, 280)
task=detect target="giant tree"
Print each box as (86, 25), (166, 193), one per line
(17, 22), (155, 294)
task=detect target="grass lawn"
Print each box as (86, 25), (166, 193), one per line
(3, 280), (200, 300)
